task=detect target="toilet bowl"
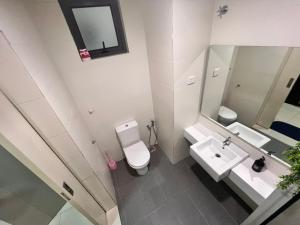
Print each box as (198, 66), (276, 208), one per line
(115, 120), (150, 176)
(218, 106), (237, 126)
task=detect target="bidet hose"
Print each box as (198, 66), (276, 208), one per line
(147, 125), (152, 148)
(152, 123), (158, 145)
(147, 121), (158, 148)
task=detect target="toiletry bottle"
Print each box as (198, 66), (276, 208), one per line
(252, 156), (265, 172)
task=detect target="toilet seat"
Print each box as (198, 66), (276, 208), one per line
(218, 106), (237, 120)
(123, 141), (150, 169)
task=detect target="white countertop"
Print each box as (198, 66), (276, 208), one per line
(185, 122), (280, 205)
(184, 123), (213, 144)
(231, 158), (279, 200)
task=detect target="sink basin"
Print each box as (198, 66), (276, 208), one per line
(226, 122), (270, 148)
(190, 136), (249, 182)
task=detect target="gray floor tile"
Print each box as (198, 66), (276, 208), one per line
(166, 192), (209, 225)
(134, 216), (155, 225)
(187, 183), (238, 225)
(221, 196), (251, 224)
(149, 205), (181, 225)
(113, 149), (251, 225)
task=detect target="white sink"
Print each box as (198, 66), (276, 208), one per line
(227, 122), (271, 148)
(190, 136), (249, 182)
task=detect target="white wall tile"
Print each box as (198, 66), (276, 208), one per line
(211, 0), (300, 46)
(172, 0), (214, 163)
(148, 59), (174, 88)
(106, 206), (122, 225)
(12, 43), (61, 96)
(46, 80), (77, 131)
(142, 0), (175, 162)
(95, 213), (108, 225)
(96, 169), (116, 202)
(83, 174), (115, 210)
(19, 98), (65, 138)
(48, 132), (94, 181)
(0, 0), (40, 45)
(0, 35), (43, 104)
(152, 96), (174, 161)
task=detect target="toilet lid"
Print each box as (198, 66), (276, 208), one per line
(218, 106), (237, 120)
(123, 141), (150, 169)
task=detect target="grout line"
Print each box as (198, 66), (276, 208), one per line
(115, 151), (244, 225)
(183, 158), (240, 225)
(209, 196), (240, 225)
(186, 193), (210, 225)
(132, 205), (163, 225)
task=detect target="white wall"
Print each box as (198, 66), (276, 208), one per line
(211, 0), (300, 46)
(27, 0), (154, 162)
(0, 0), (115, 211)
(142, 0), (174, 162)
(142, 0), (215, 163)
(173, 0), (215, 163)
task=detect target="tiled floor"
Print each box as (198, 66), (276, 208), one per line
(112, 149), (252, 225)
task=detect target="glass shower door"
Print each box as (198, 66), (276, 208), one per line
(0, 145), (94, 225)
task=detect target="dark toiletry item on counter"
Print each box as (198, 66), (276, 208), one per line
(252, 156), (265, 172)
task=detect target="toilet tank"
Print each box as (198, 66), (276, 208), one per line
(115, 120), (141, 147)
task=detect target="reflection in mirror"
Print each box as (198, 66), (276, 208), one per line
(201, 45), (300, 163)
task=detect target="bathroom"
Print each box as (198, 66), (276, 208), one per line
(0, 0), (299, 225)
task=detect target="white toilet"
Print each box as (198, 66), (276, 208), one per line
(115, 120), (150, 176)
(217, 106), (237, 126)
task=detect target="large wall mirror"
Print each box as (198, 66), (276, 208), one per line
(201, 45), (300, 163)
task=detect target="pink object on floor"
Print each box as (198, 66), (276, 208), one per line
(105, 152), (117, 170)
(108, 159), (117, 170)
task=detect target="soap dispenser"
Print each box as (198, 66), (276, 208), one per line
(252, 156), (265, 172)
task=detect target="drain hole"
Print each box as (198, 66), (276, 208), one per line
(215, 153), (221, 158)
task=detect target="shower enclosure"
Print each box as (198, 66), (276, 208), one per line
(0, 145), (94, 225)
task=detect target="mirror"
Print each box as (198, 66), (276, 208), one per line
(201, 45), (300, 163)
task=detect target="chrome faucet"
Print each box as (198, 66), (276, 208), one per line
(223, 136), (232, 148)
